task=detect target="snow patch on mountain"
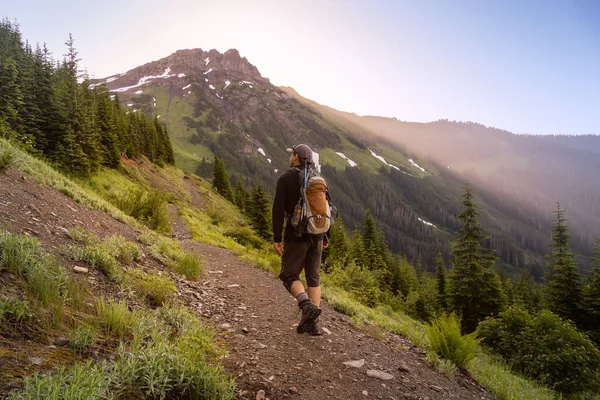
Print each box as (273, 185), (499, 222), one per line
(209, 85), (216, 90)
(267, 158), (272, 164)
(178, 73), (186, 78)
(224, 80), (231, 89)
(258, 148), (266, 157)
(409, 158), (427, 173)
(418, 218), (436, 228)
(204, 57), (210, 65)
(109, 67), (177, 93)
(106, 76), (119, 83)
(182, 84), (191, 90)
(203, 68), (213, 75)
(135, 90), (143, 94)
(335, 152), (358, 167)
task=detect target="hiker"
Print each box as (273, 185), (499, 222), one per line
(272, 143), (331, 336)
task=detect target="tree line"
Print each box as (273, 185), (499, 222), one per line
(213, 157), (600, 395)
(0, 19), (174, 176)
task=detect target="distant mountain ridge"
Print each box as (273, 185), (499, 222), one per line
(91, 48), (600, 277)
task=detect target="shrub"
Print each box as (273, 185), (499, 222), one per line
(0, 148), (13, 171)
(477, 307), (600, 395)
(0, 232), (65, 309)
(67, 227), (98, 244)
(94, 298), (134, 338)
(68, 245), (122, 282)
(128, 269), (176, 306)
(174, 252), (202, 279)
(146, 235), (203, 280)
(0, 299), (33, 325)
(329, 261), (381, 307)
(7, 361), (109, 400)
(117, 188), (171, 233)
(223, 226), (264, 248)
(103, 235), (140, 265)
(426, 313), (478, 368)
(69, 324), (96, 352)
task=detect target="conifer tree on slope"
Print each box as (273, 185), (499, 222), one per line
(543, 202), (582, 324)
(212, 156), (234, 202)
(584, 239), (600, 341)
(249, 184), (272, 241)
(362, 210), (387, 271)
(435, 252), (448, 311)
(234, 180), (247, 212)
(449, 185), (505, 333)
(325, 217), (350, 271)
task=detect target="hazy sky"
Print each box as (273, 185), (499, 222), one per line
(4, 0), (599, 134)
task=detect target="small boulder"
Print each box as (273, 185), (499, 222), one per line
(343, 359), (365, 368)
(53, 337), (70, 346)
(366, 369), (394, 380)
(73, 266), (89, 274)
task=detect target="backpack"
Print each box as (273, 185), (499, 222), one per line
(290, 165), (336, 236)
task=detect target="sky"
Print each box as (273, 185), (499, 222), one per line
(4, 0), (599, 135)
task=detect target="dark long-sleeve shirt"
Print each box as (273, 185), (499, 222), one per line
(272, 166), (329, 243)
(272, 167), (302, 243)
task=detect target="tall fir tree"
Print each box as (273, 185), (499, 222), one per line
(325, 217), (350, 271)
(514, 270), (540, 311)
(362, 210), (387, 271)
(349, 230), (367, 268)
(248, 184), (272, 241)
(543, 202), (582, 324)
(234, 179), (248, 212)
(435, 252), (448, 311)
(212, 156), (234, 202)
(0, 56), (24, 137)
(449, 185), (505, 333)
(584, 239), (600, 341)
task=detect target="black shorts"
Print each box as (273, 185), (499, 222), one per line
(279, 238), (323, 288)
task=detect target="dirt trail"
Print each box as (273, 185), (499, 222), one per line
(0, 169), (493, 400)
(171, 179), (493, 400)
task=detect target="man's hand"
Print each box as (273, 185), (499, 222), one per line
(273, 242), (284, 256)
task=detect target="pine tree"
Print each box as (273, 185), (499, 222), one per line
(249, 184), (272, 241)
(212, 156), (234, 202)
(349, 230), (367, 268)
(543, 203), (582, 323)
(397, 257), (418, 298)
(584, 239), (600, 341)
(234, 180), (247, 212)
(0, 56), (24, 137)
(362, 210), (387, 271)
(435, 252), (448, 311)
(325, 217), (350, 271)
(449, 185), (504, 333)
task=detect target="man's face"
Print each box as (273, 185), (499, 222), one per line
(289, 152), (299, 168)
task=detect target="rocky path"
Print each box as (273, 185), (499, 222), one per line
(169, 190), (493, 400)
(0, 169), (494, 400)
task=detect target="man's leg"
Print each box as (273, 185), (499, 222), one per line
(280, 241), (317, 311)
(307, 286), (321, 307)
(301, 240), (324, 335)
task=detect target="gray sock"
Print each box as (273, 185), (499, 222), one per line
(296, 292), (310, 307)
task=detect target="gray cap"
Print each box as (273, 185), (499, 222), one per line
(286, 144), (313, 163)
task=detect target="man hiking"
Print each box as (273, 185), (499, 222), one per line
(272, 144), (328, 336)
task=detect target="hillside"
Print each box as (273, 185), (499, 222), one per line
(0, 141), (529, 400)
(92, 48), (599, 277)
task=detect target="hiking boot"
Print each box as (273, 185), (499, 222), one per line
(305, 319), (323, 336)
(297, 301), (321, 334)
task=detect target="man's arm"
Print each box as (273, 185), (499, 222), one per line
(272, 175), (286, 245)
